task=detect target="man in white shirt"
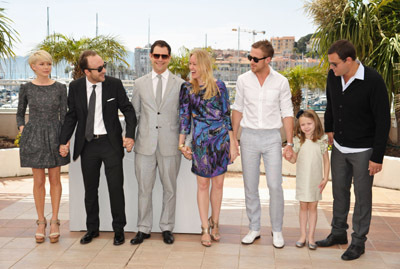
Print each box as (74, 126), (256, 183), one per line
(130, 40), (184, 245)
(231, 40), (294, 248)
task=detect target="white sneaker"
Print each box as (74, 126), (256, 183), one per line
(241, 230), (261, 245)
(272, 231), (285, 248)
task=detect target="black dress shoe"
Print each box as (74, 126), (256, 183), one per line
(80, 230), (99, 244)
(341, 244), (365, 261)
(162, 231), (174, 244)
(316, 233), (348, 247)
(113, 231), (125, 246)
(130, 231), (150, 245)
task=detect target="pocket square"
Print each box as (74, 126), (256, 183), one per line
(107, 98), (115, 102)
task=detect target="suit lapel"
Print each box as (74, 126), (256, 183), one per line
(146, 73), (158, 110)
(102, 79), (108, 109)
(79, 78), (88, 116)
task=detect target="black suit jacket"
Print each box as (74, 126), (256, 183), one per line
(60, 76), (137, 161)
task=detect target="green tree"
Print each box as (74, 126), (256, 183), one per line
(305, 0), (377, 64)
(295, 33), (314, 54)
(368, 1), (400, 144)
(37, 33), (128, 80)
(0, 7), (19, 58)
(281, 65), (327, 116)
(168, 46), (190, 81)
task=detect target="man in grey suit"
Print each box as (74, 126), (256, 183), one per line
(130, 40), (184, 245)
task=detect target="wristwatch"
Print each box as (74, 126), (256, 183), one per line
(287, 142), (294, 147)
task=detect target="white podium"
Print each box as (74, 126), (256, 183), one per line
(68, 146), (201, 234)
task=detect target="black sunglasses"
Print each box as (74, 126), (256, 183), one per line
(152, 54), (169, 59)
(87, 62), (107, 72)
(247, 55), (268, 63)
(329, 59), (346, 67)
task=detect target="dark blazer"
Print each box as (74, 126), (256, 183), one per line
(60, 76), (137, 161)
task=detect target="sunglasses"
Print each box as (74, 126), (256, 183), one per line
(87, 62), (107, 72)
(329, 58), (347, 68)
(152, 54), (169, 59)
(247, 55), (268, 63)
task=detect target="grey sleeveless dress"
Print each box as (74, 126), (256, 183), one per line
(16, 82), (70, 168)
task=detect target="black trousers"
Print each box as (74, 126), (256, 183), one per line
(331, 146), (374, 246)
(80, 136), (126, 232)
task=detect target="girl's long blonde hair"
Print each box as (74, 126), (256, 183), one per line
(294, 109), (325, 144)
(190, 49), (219, 99)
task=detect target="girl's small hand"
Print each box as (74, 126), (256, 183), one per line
(318, 179), (328, 193)
(19, 126), (24, 133)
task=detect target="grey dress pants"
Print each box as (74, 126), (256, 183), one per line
(240, 128), (284, 232)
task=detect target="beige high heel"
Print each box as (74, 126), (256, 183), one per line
(35, 218), (47, 243)
(49, 219), (60, 243)
(201, 226), (212, 247)
(208, 217), (221, 242)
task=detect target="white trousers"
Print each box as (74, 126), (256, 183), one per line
(240, 128), (284, 232)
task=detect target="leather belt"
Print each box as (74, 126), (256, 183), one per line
(92, 134), (107, 139)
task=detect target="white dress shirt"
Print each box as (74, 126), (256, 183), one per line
(152, 69), (169, 99)
(86, 78), (107, 135)
(231, 67), (293, 129)
(334, 61), (370, 154)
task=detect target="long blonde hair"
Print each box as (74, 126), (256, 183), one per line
(190, 49), (219, 99)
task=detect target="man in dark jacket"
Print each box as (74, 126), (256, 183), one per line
(316, 40), (390, 260)
(60, 50), (137, 246)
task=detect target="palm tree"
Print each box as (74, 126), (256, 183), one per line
(281, 65), (327, 116)
(168, 46), (216, 81)
(0, 7), (19, 58)
(305, 0), (377, 66)
(168, 47), (191, 81)
(36, 33), (128, 80)
(368, 0), (400, 145)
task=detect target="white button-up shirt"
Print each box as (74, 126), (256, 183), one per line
(86, 78), (107, 135)
(231, 68), (293, 129)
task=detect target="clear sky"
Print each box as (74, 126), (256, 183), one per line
(5, 0), (317, 56)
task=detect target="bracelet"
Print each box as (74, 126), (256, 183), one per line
(178, 144), (185, 150)
(287, 143), (294, 147)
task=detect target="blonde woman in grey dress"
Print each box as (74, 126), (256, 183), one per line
(287, 110), (329, 250)
(16, 50), (70, 243)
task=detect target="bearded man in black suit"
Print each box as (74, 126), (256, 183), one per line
(60, 50), (136, 246)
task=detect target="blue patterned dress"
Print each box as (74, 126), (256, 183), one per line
(179, 80), (232, 178)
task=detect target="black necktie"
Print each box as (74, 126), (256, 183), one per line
(85, 85), (97, 141)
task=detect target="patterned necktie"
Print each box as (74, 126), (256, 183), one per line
(85, 85), (97, 141)
(156, 74), (162, 107)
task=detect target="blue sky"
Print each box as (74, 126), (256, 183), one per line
(5, 0), (317, 56)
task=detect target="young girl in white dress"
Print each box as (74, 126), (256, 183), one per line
(287, 109), (330, 250)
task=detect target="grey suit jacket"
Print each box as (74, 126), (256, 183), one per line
(132, 70), (184, 156)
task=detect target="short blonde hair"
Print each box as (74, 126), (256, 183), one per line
(28, 50), (53, 66)
(190, 49), (218, 99)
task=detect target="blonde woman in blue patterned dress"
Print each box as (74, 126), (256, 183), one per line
(16, 50), (70, 243)
(179, 49), (239, 247)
